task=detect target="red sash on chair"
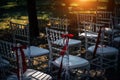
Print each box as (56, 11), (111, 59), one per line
(13, 45), (27, 80)
(57, 34), (74, 80)
(93, 26), (102, 58)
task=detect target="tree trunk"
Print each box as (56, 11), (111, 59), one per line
(26, 0), (39, 38)
(107, 0), (115, 11)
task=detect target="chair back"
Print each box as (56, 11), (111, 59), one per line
(77, 13), (95, 23)
(46, 27), (67, 47)
(48, 17), (69, 31)
(83, 22), (103, 49)
(83, 22), (96, 33)
(83, 22), (103, 33)
(10, 22), (30, 46)
(46, 27), (68, 60)
(96, 11), (113, 29)
(77, 13), (95, 34)
(0, 40), (16, 69)
(113, 17), (120, 29)
(96, 11), (114, 45)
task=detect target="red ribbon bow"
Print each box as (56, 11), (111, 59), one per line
(61, 34), (74, 38)
(60, 46), (67, 56)
(60, 34), (74, 56)
(13, 45), (27, 80)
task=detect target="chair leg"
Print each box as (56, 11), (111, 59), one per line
(114, 54), (118, 71)
(100, 56), (103, 70)
(0, 66), (9, 80)
(62, 69), (70, 80)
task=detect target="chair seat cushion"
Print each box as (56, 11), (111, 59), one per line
(7, 69), (52, 80)
(53, 39), (81, 46)
(88, 45), (118, 56)
(113, 37), (120, 42)
(105, 28), (120, 34)
(23, 46), (49, 57)
(53, 55), (89, 69)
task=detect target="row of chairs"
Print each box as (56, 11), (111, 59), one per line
(1, 19), (85, 79)
(1, 13), (119, 79)
(46, 16), (119, 79)
(77, 11), (120, 47)
(76, 11), (119, 71)
(46, 17), (90, 79)
(0, 41), (52, 80)
(10, 21), (50, 66)
(1, 19), (89, 80)
(0, 22), (52, 79)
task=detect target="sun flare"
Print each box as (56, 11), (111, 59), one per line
(80, 0), (88, 2)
